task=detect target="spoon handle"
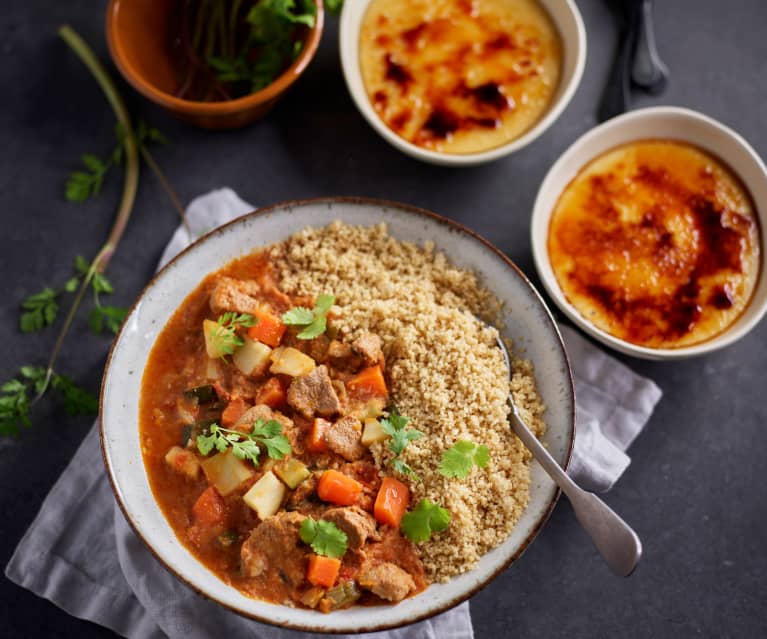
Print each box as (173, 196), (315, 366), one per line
(631, 0), (669, 94)
(509, 405), (642, 577)
(597, 2), (640, 122)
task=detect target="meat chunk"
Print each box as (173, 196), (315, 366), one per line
(322, 506), (378, 549)
(240, 512), (307, 584)
(235, 404), (298, 449)
(352, 333), (385, 370)
(327, 340), (362, 371)
(209, 277), (262, 316)
(357, 561), (415, 602)
(324, 416), (365, 461)
(287, 473), (319, 510)
(287, 365), (342, 418)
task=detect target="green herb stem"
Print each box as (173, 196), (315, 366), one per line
(139, 147), (192, 239)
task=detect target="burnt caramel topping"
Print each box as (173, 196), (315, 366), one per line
(549, 146), (760, 347)
(361, 0), (559, 151)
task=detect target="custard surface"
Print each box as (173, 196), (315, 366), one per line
(359, 0), (561, 154)
(548, 140), (761, 349)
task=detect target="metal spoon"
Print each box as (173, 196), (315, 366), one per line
(494, 334), (642, 576)
(631, 0), (669, 94)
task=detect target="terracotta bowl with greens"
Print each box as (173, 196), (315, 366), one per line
(106, 0), (324, 129)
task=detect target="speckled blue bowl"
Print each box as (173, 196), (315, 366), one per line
(101, 197), (575, 633)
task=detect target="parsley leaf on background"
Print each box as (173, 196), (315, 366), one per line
(438, 440), (490, 479)
(299, 517), (348, 558)
(400, 498), (451, 543)
(19, 288), (59, 332)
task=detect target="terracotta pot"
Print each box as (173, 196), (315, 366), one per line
(105, 0), (324, 129)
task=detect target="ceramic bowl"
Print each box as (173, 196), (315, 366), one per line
(339, 0), (586, 166)
(101, 197), (574, 632)
(105, 0), (324, 129)
(531, 106), (767, 360)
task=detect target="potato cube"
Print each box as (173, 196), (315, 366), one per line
(243, 470), (286, 519)
(233, 337), (272, 377)
(269, 346), (316, 377)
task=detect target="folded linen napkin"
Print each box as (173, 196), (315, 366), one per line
(5, 189), (661, 639)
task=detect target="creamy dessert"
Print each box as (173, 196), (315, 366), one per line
(548, 140), (761, 349)
(359, 0), (562, 154)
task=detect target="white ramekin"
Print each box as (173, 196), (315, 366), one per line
(531, 106), (767, 360)
(339, 0), (586, 166)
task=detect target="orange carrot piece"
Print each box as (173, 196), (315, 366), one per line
(307, 417), (331, 453)
(317, 469), (363, 506)
(192, 486), (226, 527)
(221, 397), (248, 427)
(374, 477), (410, 527)
(247, 309), (286, 348)
(306, 554), (341, 588)
(255, 377), (287, 409)
(347, 365), (388, 398)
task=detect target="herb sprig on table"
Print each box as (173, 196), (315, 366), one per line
(2, 26), (188, 438)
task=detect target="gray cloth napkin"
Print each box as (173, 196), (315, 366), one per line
(5, 189), (662, 638)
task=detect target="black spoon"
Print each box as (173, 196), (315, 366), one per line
(631, 0), (669, 95)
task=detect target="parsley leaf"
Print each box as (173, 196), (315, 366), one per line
(196, 418), (291, 466)
(20, 288), (59, 332)
(299, 517), (348, 558)
(281, 293), (335, 340)
(210, 312), (257, 359)
(380, 407), (423, 479)
(438, 440), (490, 479)
(50, 373), (99, 415)
(400, 498), (451, 543)
(89, 305), (127, 335)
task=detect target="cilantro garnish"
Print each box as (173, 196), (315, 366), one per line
(299, 516), (348, 558)
(196, 418), (291, 465)
(282, 293), (335, 339)
(381, 407), (423, 479)
(209, 312), (257, 359)
(438, 440), (490, 479)
(400, 498), (451, 543)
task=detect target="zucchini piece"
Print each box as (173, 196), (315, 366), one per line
(181, 418), (217, 447)
(233, 338), (272, 377)
(243, 470), (286, 519)
(269, 346), (316, 377)
(319, 581), (361, 612)
(201, 449), (254, 496)
(183, 384), (218, 403)
(274, 458), (311, 489)
(361, 418), (388, 447)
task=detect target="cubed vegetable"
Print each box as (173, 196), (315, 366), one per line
(243, 470), (286, 519)
(319, 581), (361, 613)
(349, 397), (386, 421)
(164, 445), (201, 479)
(221, 397), (249, 427)
(361, 418), (388, 447)
(300, 586), (326, 609)
(307, 418), (331, 452)
(255, 377), (287, 409)
(307, 555), (341, 588)
(317, 469), (362, 506)
(347, 365), (388, 398)
(201, 449), (254, 496)
(192, 486), (226, 527)
(274, 458), (311, 489)
(206, 358), (220, 380)
(374, 477), (410, 527)
(247, 309), (286, 348)
(269, 346), (316, 377)
(203, 319), (227, 359)
(233, 337), (272, 377)
(183, 384), (218, 403)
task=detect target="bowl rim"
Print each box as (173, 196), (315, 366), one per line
(531, 105), (767, 359)
(99, 196), (575, 633)
(105, 0), (325, 115)
(338, 0), (587, 166)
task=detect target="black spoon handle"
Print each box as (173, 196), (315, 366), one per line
(631, 0), (669, 94)
(597, 2), (641, 123)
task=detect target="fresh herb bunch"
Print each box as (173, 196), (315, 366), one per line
(400, 498), (451, 543)
(381, 407), (424, 479)
(197, 419), (292, 464)
(299, 516), (348, 558)
(438, 440), (490, 479)
(177, 0), (319, 102)
(282, 293), (335, 339)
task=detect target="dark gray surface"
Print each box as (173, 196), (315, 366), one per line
(1, 0), (766, 637)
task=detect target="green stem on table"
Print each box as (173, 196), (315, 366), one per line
(34, 25), (141, 401)
(140, 147), (192, 239)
